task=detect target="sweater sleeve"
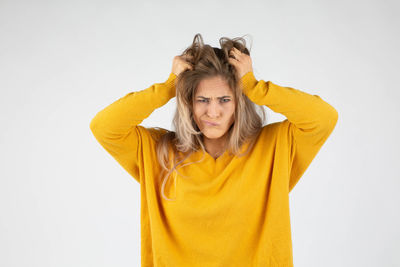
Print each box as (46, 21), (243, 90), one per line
(240, 71), (338, 192)
(89, 72), (177, 183)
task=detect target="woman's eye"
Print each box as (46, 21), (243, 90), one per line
(197, 99), (230, 103)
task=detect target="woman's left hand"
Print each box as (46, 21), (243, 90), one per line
(228, 47), (253, 79)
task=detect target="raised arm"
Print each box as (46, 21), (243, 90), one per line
(240, 71), (338, 192)
(89, 73), (177, 182)
(228, 47), (338, 192)
(89, 55), (194, 183)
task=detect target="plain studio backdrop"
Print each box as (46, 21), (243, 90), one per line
(0, 0), (399, 266)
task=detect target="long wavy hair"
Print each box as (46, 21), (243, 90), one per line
(155, 33), (267, 201)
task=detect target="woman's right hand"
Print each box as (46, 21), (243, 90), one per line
(171, 55), (193, 76)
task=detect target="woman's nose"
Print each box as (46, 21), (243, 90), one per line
(206, 102), (221, 118)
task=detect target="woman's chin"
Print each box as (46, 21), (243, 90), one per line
(202, 130), (225, 140)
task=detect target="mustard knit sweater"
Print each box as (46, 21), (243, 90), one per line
(90, 71), (338, 267)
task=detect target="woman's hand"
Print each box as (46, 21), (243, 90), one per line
(228, 47), (253, 79)
(171, 55), (194, 76)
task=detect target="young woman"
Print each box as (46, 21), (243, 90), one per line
(90, 33), (338, 266)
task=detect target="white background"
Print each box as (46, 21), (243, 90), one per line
(1, 0), (399, 266)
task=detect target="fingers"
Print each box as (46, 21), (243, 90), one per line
(228, 57), (238, 69)
(181, 60), (193, 71)
(181, 54), (194, 61)
(229, 47), (241, 61)
(181, 54), (194, 66)
(186, 63), (193, 70)
(230, 47), (240, 54)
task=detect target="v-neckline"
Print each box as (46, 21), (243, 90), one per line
(191, 147), (229, 165)
(204, 149), (227, 162)
(191, 139), (252, 164)
(183, 141), (252, 177)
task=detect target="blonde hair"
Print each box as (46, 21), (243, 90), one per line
(155, 33), (267, 201)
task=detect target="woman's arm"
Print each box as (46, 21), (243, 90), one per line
(228, 47), (338, 192)
(89, 73), (177, 183)
(240, 71), (338, 192)
(90, 55), (193, 183)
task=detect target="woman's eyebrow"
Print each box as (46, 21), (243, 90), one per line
(196, 96), (232, 99)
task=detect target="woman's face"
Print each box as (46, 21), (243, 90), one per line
(193, 76), (236, 140)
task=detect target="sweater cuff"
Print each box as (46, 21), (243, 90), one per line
(163, 72), (177, 99)
(240, 71), (258, 95)
(165, 72), (177, 87)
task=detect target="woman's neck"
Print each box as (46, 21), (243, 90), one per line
(202, 134), (228, 159)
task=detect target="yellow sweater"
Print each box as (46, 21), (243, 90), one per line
(90, 71), (338, 266)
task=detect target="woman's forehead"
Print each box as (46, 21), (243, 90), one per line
(195, 77), (233, 97)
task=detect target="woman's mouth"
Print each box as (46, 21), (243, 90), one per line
(203, 120), (219, 126)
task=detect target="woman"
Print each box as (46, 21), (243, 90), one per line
(90, 33), (338, 266)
